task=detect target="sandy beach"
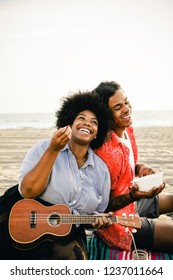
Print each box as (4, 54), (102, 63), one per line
(0, 127), (173, 196)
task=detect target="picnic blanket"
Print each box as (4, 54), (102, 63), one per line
(87, 235), (173, 260)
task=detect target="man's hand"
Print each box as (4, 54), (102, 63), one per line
(129, 182), (166, 200)
(135, 163), (155, 177)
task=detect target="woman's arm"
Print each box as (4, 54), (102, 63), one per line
(20, 126), (71, 198)
(20, 147), (59, 198)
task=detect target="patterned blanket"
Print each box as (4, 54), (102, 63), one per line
(87, 235), (173, 260)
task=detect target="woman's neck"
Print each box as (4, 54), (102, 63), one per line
(69, 142), (89, 168)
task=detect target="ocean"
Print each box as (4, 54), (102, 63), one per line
(0, 110), (173, 129)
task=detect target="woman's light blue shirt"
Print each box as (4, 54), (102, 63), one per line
(19, 139), (111, 215)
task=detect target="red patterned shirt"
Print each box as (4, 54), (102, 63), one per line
(94, 127), (138, 251)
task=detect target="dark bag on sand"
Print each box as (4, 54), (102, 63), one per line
(0, 184), (23, 211)
(0, 184), (23, 259)
(0, 185), (87, 260)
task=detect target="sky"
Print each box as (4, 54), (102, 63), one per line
(0, 0), (173, 113)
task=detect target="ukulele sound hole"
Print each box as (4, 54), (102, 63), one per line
(48, 212), (61, 226)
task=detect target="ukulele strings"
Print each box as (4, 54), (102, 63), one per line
(12, 213), (136, 226)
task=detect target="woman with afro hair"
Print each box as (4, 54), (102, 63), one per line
(14, 91), (114, 260)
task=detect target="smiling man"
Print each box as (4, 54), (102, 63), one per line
(93, 81), (173, 254)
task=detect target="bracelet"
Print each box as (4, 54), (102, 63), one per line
(129, 191), (139, 201)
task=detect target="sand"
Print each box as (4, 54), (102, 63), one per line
(0, 127), (173, 195)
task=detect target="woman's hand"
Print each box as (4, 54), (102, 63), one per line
(91, 212), (113, 229)
(49, 126), (72, 152)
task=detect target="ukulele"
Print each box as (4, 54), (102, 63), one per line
(9, 199), (141, 249)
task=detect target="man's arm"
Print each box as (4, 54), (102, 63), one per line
(106, 182), (165, 212)
(106, 193), (137, 212)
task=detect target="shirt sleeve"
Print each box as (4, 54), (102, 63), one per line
(18, 139), (50, 194)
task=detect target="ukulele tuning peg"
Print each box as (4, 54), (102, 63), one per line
(122, 213), (126, 217)
(128, 213), (134, 219)
(132, 229), (137, 233)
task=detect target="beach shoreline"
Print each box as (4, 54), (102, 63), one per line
(0, 127), (173, 195)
